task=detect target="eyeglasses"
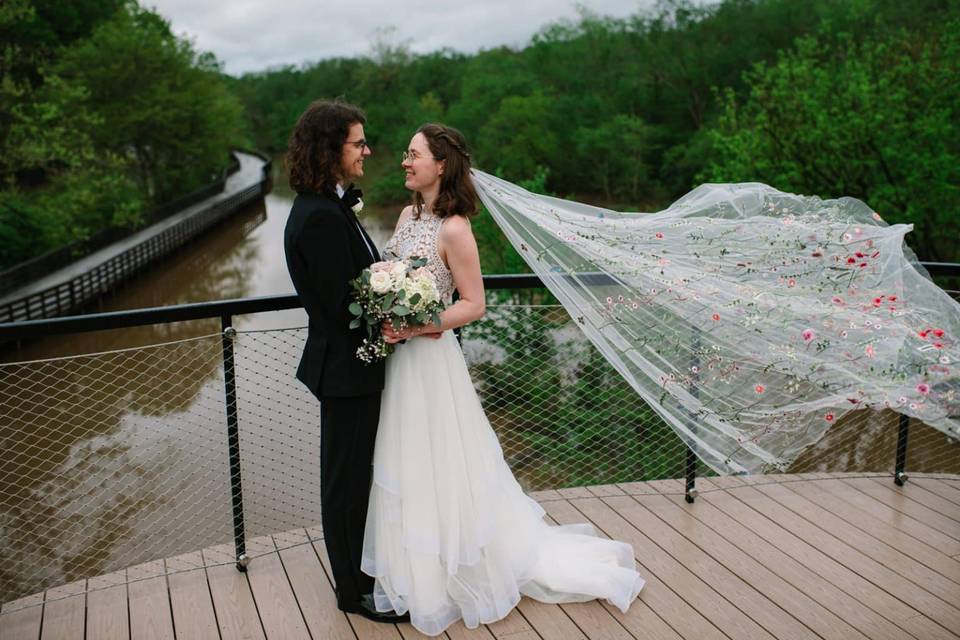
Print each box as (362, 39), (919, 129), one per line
(345, 138), (370, 150)
(402, 150), (436, 162)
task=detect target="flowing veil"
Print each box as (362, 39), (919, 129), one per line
(471, 170), (959, 474)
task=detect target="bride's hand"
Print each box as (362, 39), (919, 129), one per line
(382, 321), (440, 343)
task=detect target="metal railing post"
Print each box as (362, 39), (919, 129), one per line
(895, 413), (910, 486)
(220, 315), (249, 571)
(685, 327), (700, 503)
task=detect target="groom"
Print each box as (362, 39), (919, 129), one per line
(283, 99), (405, 623)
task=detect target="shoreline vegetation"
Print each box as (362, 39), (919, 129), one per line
(2, 0), (957, 277)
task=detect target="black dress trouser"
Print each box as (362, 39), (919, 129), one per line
(319, 392), (381, 608)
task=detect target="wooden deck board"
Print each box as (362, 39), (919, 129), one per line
(602, 492), (817, 640)
(798, 477), (960, 584)
(913, 478), (960, 507)
(624, 490), (867, 640)
(545, 498), (730, 640)
(0, 593), (44, 640)
(166, 552), (220, 640)
(802, 474), (960, 556)
(244, 534), (312, 639)
(764, 480), (960, 605)
(692, 479), (911, 640)
(271, 529), (357, 640)
(5, 474), (960, 640)
(840, 477), (960, 543)
(86, 571), (129, 640)
(40, 580), (85, 640)
(127, 560), (175, 640)
(558, 496), (776, 640)
(704, 476), (959, 640)
(202, 543), (266, 640)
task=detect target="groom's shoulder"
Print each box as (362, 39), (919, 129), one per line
(289, 191), (344, 226)
(292, 190), (338, 214)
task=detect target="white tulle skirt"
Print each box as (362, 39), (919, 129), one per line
(361, 330), (644, 636)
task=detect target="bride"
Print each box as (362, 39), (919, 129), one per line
(361, 123), (645, 636)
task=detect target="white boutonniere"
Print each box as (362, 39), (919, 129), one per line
(351, 198), (364, 214)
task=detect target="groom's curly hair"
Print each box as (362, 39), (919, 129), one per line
(286, 99), (366, 194)
(414, 123), (479, 219)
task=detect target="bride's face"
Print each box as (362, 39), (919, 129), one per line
(402, 133), (443, 193)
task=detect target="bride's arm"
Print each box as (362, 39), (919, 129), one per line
(429, 215), (486, 332)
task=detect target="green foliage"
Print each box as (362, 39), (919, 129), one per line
(472, 166), (553, 278)
(574, 114), (651, 200)
(51, 4), (246, 200)
(232, 0), (959, 264)
(701, 22), (960, 261)
(468, 309), (705, 488)
(0, 0), (244, 270)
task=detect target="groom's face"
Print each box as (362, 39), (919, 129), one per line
(340, 122), (371, 182)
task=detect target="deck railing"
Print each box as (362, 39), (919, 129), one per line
(0, 268), (958, 606)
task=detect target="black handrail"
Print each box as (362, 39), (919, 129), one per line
(3, 262), (957, 340)
(0, 275), (542, 341)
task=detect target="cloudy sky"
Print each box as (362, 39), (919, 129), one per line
(145, 0), (659, 75)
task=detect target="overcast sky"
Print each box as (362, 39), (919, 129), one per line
(144, 1), (659, 75)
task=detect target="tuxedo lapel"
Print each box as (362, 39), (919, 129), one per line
(336, 197), (380, 262)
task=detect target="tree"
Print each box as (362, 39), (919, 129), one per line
(51, 3), (246, 201)
(575, 114), (651, 201)
(701, 24), (960, 262)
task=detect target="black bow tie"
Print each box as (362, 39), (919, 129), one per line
(341, 184), (363, 208)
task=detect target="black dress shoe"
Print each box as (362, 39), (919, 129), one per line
(341, 593), (410, 624)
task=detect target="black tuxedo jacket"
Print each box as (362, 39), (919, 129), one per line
(284, 187), (385, 398)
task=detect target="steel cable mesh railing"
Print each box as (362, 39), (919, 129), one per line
(1, 304), (958, 608)
(0, 335), (236, 604)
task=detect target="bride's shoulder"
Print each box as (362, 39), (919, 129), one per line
(439, 214), (476, 253)
(440, 213), (473, 235)
(394, 205), (415, 230)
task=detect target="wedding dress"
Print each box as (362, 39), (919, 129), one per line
(361, 209), (644, 636)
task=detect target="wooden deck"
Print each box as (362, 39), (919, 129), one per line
(2, 472), (959, 640)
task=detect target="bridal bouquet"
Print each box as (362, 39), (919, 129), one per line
(349, 257), (444, 362)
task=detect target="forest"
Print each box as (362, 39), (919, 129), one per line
(2, 0), (957, 273)
(232, 0), (959, 269)
(0, 0), (246, 269)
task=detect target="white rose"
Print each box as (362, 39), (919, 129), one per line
(389, 261), (408, 288)
(351, 198), (364, 214)
(369, 260), (392, 273)
(370, 270), (393, 294)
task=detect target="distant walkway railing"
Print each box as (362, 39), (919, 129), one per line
(0, 156), (242, 299)
(0, 269), (957, 606)
(0, 152), (271, 325)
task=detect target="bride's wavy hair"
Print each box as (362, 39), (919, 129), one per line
(414, 123), (479, 219)
(286, 99), (366, 194)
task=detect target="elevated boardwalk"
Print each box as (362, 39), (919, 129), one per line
(2, 472), (958, 640)
(0, 152), (270, 324)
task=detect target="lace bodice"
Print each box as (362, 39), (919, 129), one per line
(382, 210), (456, 305)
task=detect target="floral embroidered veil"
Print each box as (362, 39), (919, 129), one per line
(472, 170), (959, 474)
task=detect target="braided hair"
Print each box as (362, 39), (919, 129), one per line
(414, 123), (479, 219)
